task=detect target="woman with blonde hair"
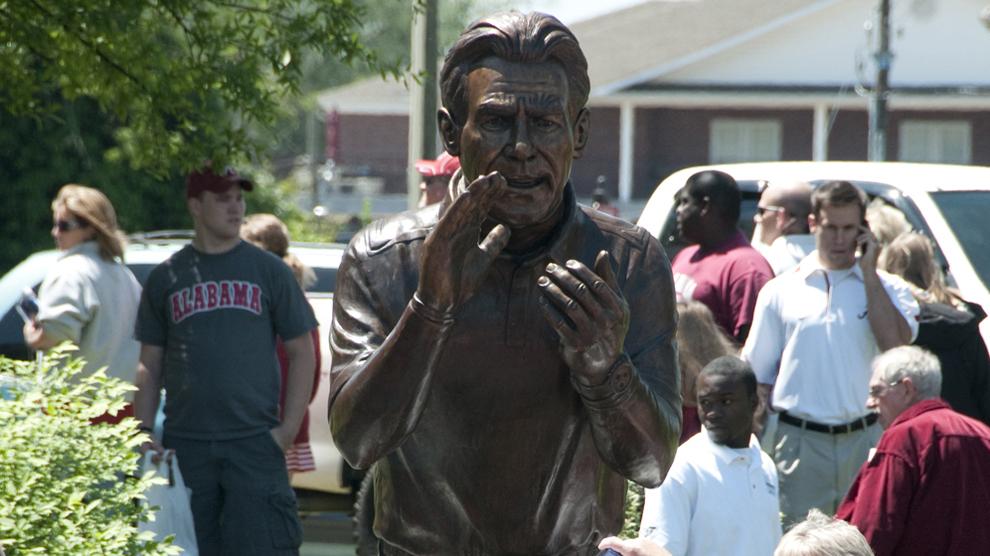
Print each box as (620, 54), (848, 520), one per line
(23, 184), (142, 424)
(241, 213), (315, 289)
(676, 300), (737, 443)
(241, 213), (321, 474)
(879, 232), (990, 424)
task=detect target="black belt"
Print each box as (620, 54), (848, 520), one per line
(779, 411), (878, 435)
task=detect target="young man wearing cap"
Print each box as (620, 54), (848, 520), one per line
(415, 151), (460, 207)
(133, 167), (317, 555)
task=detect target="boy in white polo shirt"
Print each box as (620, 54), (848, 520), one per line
(640, 356), (781, 556)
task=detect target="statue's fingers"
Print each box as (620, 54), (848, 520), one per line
(478, 224), (510, 261)
(537, 293), (580, 346)
(591, 251), (625, 316)
(465, 172), (506, 225)
(594, 251), (618, 289)
(546, 261), (604, 322)
(439, 172), (504, 233)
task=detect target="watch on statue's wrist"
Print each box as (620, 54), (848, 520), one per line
(571, 354), (634, 408)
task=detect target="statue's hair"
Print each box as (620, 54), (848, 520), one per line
(440, 11), (589, 126)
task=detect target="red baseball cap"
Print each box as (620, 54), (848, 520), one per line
(415, 152), (460, 177)
(186, 166), (254, 198)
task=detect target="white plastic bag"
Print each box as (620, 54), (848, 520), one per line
(139, 450), (199, 555)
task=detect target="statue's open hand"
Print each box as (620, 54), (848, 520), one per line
(538, 251), (630, 384)
(416, 172), (511, 314)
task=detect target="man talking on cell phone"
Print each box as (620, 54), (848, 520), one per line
(742, 180), (920, 527)
(327, 11), (681, 555)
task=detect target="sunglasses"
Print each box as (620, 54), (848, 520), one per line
(54, 219), (89, 232)
(756, 205), (786, 217)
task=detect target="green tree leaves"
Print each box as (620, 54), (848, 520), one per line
(1, 0), (385, 175)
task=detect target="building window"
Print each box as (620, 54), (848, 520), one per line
(709, 119), (782, 163)
(898, 120), (971, 164)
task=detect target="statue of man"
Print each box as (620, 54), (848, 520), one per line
(329, 11), (680, 555)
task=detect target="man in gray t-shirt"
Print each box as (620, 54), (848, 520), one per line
(133, 167), (317, 555)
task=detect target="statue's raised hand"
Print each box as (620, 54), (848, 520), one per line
(416, 172), (511, 315)
(538, 251), (631, 384)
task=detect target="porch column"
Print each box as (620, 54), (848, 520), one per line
(618, 102), (635, 203)
(812, 103), (829, 161)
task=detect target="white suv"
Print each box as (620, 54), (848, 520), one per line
(0, 232), (355, 503)
(637, 161), (990, 345)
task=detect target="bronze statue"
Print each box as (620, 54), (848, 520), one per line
(329, 11), (680, 555)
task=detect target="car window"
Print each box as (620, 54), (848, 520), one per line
(929, 191), (989, 291)
(0, 305), (32, 360)
(127, 263), (159, 287)
(310, 267), (337, 294)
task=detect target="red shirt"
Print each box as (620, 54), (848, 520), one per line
(836, 399), (990, 556)
(276, 328), (322, 444)
(671, 231), (773, 340)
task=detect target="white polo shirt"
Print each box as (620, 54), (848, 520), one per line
(640, 430), (781, 556)
(765, 234), (816, 275)
(741, 252), (919, 424)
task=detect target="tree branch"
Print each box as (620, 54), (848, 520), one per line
(209, 1), (294, 23)
(26, 0), (151, 95)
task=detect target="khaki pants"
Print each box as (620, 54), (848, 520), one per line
(771, 420), (881, 528)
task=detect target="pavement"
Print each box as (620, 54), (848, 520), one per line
(300, 511), (357, 556)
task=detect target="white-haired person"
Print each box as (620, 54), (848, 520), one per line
(773, 509), (872, 556)
(836, 346), (990, 556)
(23, 184), (141, 425)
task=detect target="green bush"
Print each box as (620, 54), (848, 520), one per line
(621, 480), (646, 539)
(0, 347), (178, 555)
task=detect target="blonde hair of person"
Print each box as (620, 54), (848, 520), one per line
(241, 213), (315, 289)
(866, 198), (911, 247)
(878, 231), (958, 306)
(52, 184), (127, 261)
(774, 509), (873, 556)
(676, 301), (737, 406)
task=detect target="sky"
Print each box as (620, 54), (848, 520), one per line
(511, 0), (649, 24)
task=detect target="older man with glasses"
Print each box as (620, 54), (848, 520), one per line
(837, 346), (990, 556)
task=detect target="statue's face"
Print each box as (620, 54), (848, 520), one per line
(457, 56), (588, 228)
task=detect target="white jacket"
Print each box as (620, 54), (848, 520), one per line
(37, 241), (141, 389)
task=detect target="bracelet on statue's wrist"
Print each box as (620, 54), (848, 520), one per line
(410, 293), (456, 326)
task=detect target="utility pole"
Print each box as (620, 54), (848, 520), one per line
(407, 0), (439, 209)
(868, 0), (892, 161)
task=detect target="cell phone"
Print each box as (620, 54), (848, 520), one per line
(15, 288), (39, 323)
(858, 217), (870, 253)
(598, 549), (622, 556)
